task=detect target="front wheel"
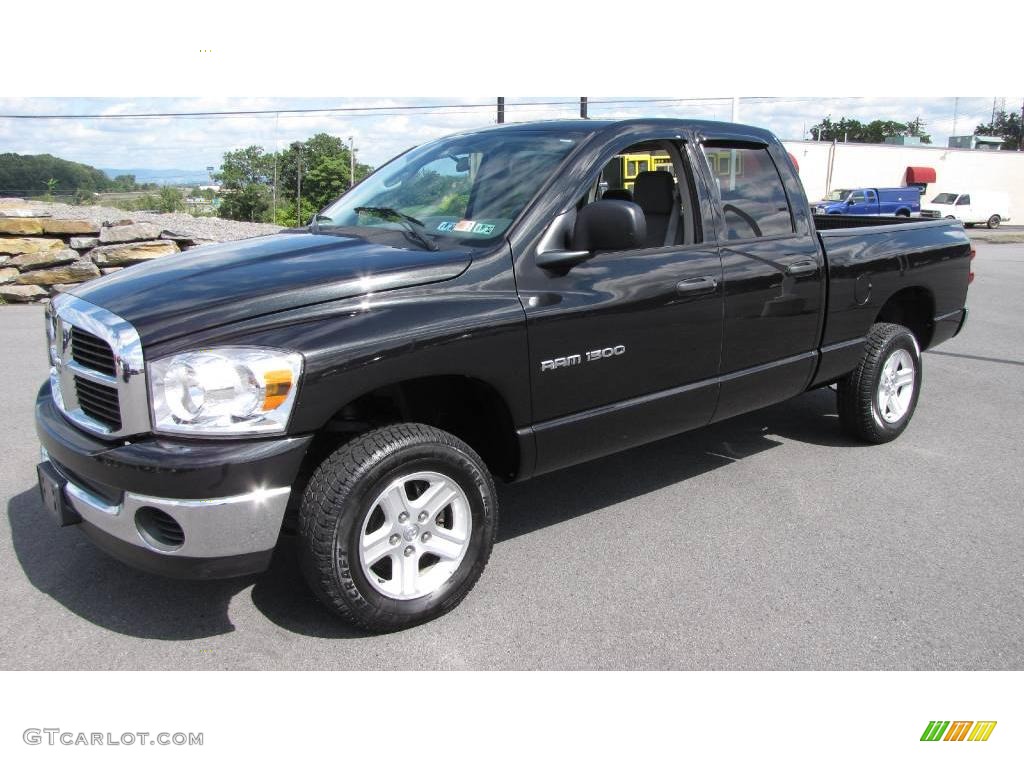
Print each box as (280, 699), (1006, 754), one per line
(837, 323), (922, 443)
(987, 214), (1001, 229)
(299, 424), (498, 632)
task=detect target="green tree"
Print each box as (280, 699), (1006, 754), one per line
(214, 146), (274, 222)
(112, 174), (137, 191)
(278, 133), (373, 215)
(157, 186), (184, 213)
(974, 110), (1022, 151)
(0, 152), (114, 197)
(810, 115), (931, 144)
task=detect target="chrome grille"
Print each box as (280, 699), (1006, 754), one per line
(47, 295), (149, 439)
(73, 376), (122, 430)
(71, 327), (116, 376)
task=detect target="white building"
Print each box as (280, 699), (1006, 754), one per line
(783, 139), (1024, 217)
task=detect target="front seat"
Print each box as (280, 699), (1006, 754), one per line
(632, 171), (680, 247)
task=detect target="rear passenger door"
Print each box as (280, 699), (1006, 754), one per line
(697, 136), (825, 422)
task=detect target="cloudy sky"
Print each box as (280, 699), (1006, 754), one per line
(0, 96), (1017, 174)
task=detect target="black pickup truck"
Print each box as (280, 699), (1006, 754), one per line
(35, 119), (971, 631)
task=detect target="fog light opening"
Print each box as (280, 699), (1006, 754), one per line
(135, 506), (185, 552)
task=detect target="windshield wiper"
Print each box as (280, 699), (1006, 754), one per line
(353, 206), (438, 251)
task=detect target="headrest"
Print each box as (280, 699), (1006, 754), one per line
(632, 171), (676, 215)
(602, 188), (633, 202)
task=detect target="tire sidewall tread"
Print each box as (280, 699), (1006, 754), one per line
(298, 423), (498, 632)
(837, 323), (922, 444)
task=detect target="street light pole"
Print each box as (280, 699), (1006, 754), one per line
(291, 141), (303, 227)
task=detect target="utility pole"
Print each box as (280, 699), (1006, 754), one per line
(1019, 98), (1023, 151)
(952, 97), (960, 137)
(291, 141), (302, 227)
(349, 135), (355, 189)
(272, 112), (279, 222)
(497, 97), (504, 124)
(580, 97), (588, 119)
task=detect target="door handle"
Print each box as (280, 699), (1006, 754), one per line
(786, 260), (818, 276)
(676, 276), (718, 295)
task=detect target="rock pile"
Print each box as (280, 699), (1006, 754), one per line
(0, 198), (215, 303)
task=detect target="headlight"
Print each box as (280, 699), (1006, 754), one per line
(149, 347), (303, 436)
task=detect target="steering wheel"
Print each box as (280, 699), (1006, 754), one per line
(723, 203), (762, 238)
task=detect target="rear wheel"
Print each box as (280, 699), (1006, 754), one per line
(299, 423), (498, 632)
(837, 323), (921, 444)
(987, 214), (1001, 229)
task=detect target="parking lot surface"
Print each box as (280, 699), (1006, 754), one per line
(1, 242), (1021, 670)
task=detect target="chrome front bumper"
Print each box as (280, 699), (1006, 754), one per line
(43, 447), (290, 561)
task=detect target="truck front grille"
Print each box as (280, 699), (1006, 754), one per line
(47, 295), (148, 439)
(71, 327), (117, 376)
(74, 376), (123, 431)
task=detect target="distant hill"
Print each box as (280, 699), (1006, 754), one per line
(102, 168), (211, 186)
(0, 152), (114, 196)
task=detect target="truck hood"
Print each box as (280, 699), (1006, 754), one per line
(69, 232), (472, 346)
(811, 200), (844, 210)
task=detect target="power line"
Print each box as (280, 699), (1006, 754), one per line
(0, 97), (731, 120)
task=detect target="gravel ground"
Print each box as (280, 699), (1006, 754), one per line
(13, 200), (284, 242)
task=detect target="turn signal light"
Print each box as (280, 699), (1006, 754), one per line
(262, 369), (293, 410)
(968, 247), (976, 285)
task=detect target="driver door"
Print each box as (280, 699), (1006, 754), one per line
(514, 134), (724, 475)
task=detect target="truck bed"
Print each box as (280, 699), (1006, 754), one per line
(809, 214), (971, 387)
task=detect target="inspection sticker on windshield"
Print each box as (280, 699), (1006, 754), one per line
(471, 222), (495, 235)
(453, 220), (476, 232)
(436, 221), (456, 232)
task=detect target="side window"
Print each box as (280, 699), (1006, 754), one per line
(703, 144), (794, 240)
(585, 140), (702, 248)
(957, 195), (971, 206)
(850, 191), (867, 204)
(865, 190), (877, 202)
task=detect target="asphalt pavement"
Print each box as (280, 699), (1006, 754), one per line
(1, 243), (1021, 670)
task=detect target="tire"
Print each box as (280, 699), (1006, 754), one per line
(299, 423), (498, 632)
(987, 214), (1001, 229)
(837, 323), (922, 444)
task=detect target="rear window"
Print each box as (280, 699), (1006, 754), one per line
(703, 144), (794, 240)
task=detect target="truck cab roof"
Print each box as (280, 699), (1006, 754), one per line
(448, 118), (779, 143)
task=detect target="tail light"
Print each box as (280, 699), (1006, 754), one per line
(968, 247), (976, 285)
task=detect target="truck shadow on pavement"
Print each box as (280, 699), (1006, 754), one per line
(8, 387), (855, 643)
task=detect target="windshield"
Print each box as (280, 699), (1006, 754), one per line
(931, 193), (959, 205)
(317, 130), (582, 246)
(825, 189), (852, 201)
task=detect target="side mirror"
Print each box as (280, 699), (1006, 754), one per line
(574, 199), (646, 252)
(536, 200), (647, 272)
